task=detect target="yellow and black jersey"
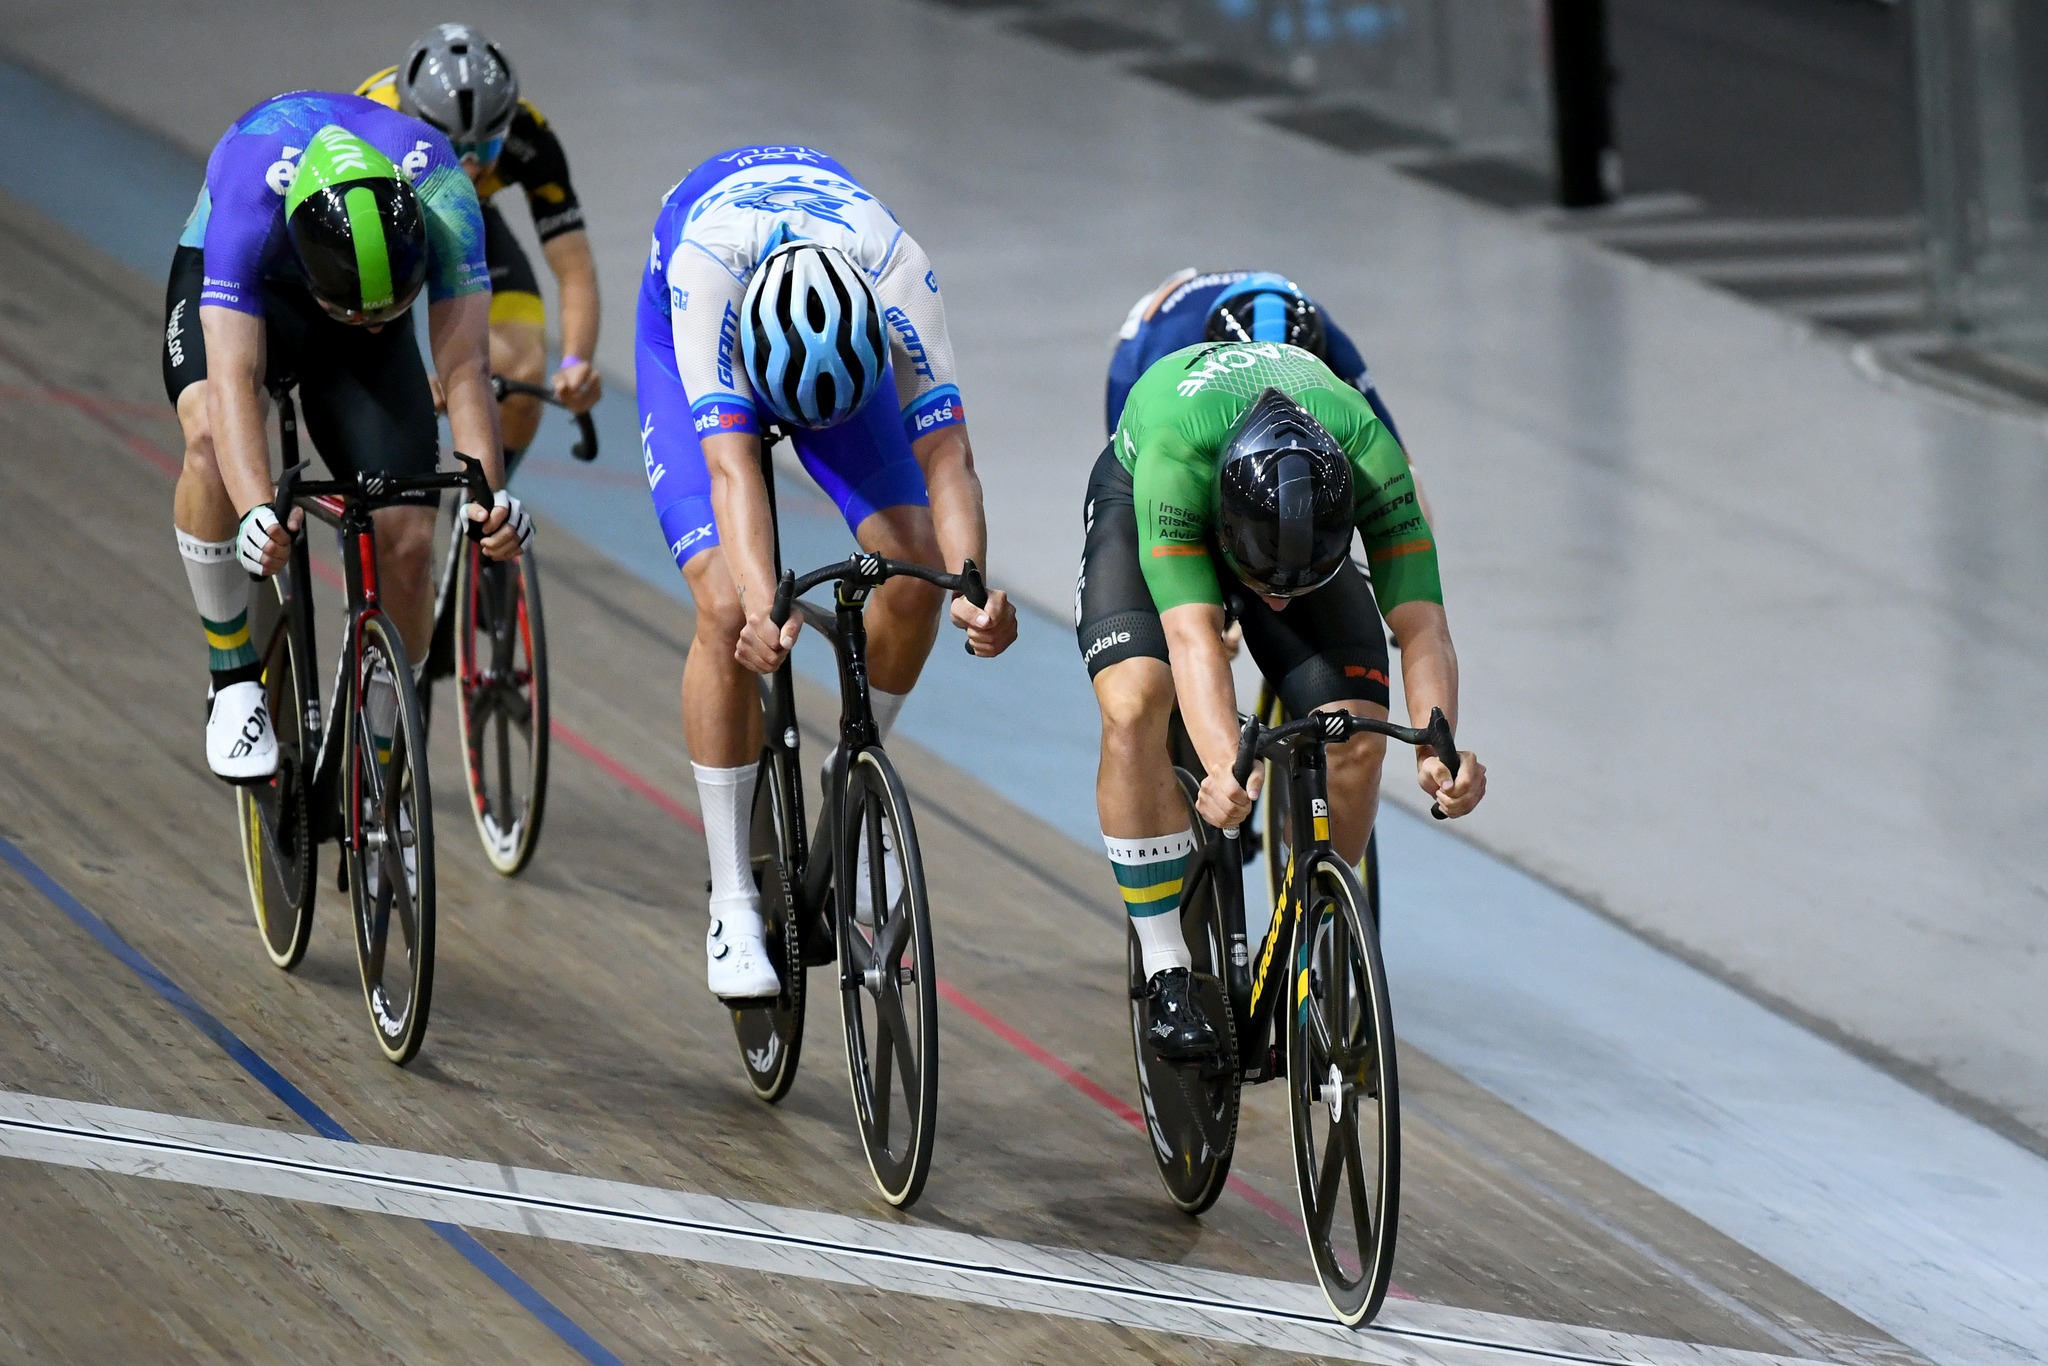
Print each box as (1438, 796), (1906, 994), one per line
(355, 67), (586, 243)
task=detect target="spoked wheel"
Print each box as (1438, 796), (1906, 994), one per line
(346, 615), (437, 1065)
(455, 543), (549, 876)
(238, 577), (317, 968)
(1126, 768), (1240, 1214)
(836, 747), (938, 1206)
(1287, 851), (1400, 1326)
(732, 752), (806, 1102)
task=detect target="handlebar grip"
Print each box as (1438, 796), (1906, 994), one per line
(571, 412), (599, 463)
(455, 452), (492, 543)
(270, 461), (307, 530)
(1232, 716), (1261, 789)
(957, 558), (988, 609)
(1425, 706), (1459, 820)
(770, 569), (796, 628)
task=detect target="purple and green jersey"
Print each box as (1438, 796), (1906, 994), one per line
(177, 91), (487, 316)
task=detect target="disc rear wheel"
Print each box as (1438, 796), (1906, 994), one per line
(238, 575), (317, 968)
(1286, 852), (1399, 1326)
(731, 752), (807, 1102)
(1127, 767), (1240, 1214)
(347, 615), (436, 1065)
(837, 747), (938, 1206)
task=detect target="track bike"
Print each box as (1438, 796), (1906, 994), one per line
(723, 438), (988, 1206)
(1129, 704), (1460, 1325)
(236, 379), (494, 1064)
(420, 376), (598, 876)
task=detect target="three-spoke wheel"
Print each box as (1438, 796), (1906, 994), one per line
(1286, 852), (1399, 1326)
(1127, 767), (1241, 1214)
(454, 542), (549, 876)
(837, 747), (938, 1206)
(347, 615), (436, 1065)
(238, 578), (317, 969)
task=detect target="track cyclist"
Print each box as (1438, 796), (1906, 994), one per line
(1078, 340), (1486, 1057)
(1106, 269), (1402, 442)
(637, 144), (1019, 1001)
(357, 23), (603, 457)
(164, 90), (530, 781)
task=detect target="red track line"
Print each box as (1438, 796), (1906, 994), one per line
(552, 718), (1310, 1238)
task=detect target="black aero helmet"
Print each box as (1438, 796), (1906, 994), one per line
(1205, 283), (1327, 358)
(1213, 387), (1354, 598)
(285, 126), (428, 325)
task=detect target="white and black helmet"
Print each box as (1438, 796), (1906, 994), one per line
(398, 23), (519, 149)
(739, 241), (888, 430)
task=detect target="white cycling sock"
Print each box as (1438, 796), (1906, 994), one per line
(869, 687), (907, 740)
(179, 530), (259, 683)
(692, 762), (758, 911)
(1105, 831), (1195, 977)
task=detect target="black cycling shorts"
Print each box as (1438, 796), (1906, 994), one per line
(483, 202), (545, 328)
(161, 245), (442, 506)
(1075, 443), (1391, 714)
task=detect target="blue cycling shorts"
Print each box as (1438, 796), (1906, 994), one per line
(637, 287), (930, 569)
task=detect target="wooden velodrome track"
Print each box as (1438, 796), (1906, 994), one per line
(0, 192), (1916, 1363)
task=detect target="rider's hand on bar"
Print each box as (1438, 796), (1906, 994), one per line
(951, 587), (1017, 658)
(1419, 750), (1486, 818)
(1198, 765), (1262, 831)
(466, 492), (529, 562)
(736, 604), (801, 675)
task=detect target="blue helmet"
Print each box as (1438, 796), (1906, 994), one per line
(1205, 277), (1327, 358)
(739, 241), (887, 429)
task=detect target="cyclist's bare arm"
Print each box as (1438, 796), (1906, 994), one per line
(911, 423), (1016, 656)
(540, 229), (602, 411)
(702, 429), (796, 673)
(1384, 599), (1485, 816)
(429, 292), (521, 561)
(1162, 601), (1258, 828)
(200, 305), (298, 574)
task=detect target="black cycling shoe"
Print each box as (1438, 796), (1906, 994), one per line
(1142, 967), (1219, 1060)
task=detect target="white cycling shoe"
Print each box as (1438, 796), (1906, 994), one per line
(707, 903), (781, 1001)
(207, 680), (277, 783)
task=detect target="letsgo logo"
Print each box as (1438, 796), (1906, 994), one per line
(716, 301), (740, 387)
(907, 390), (963, 435)
(691, 400), (757, 436)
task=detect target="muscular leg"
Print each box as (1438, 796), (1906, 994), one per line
(679, 546), (761, 767)
(173, 381), (236, 541)
(490, 318), (547, 455)
(849, 503), (945, 696)
(371, 504), (439, 663)
(1093, 657), (1185, 842)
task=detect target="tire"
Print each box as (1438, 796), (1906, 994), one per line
(455, 544), (550, 876)
(836, 747), (938, 1207)
(731, 751), (807, 1102)
(1286, 851), (1400, 1327)
(346, 613), (437, 1065)
(1126, 769), (1241, 1215)
(238, 574), (318, 969)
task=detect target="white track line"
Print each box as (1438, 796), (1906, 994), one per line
(0, 1092), (1830, 1366)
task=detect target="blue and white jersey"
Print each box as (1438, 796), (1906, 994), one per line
(1105, 269), (1397, 442)
(637, 145), (963, 443)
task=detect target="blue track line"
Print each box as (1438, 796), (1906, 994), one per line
(0, 834), (628, 1366)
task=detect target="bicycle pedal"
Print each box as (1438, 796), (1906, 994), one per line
(898, 965), (915, 985)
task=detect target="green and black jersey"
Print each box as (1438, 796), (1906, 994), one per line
(1111, 341), (1440, 614)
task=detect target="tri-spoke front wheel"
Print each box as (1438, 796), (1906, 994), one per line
(731, 751), (807, 1102)
(836, 747), (938, 1206)
(1286, 852), (1400, 1326)
(346, 614), (436, 1065)
(238, 575), (317, 968)
(455, 545), (549, 876)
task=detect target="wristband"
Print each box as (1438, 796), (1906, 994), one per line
(557, 355), (587, 371)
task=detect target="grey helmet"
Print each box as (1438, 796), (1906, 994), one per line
(397, 24), (519, 149)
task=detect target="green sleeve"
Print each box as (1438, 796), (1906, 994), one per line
(1347, 415), (1441, 610)
(1131, 428), (1224, 611)
(416, 162), (491, 301)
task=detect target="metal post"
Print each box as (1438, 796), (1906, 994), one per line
(1548, 0), (1619, 208)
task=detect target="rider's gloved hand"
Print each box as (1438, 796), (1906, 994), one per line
(236, 504), (300, 578)
(1420, 750), (1486, 818)
(468, 489), (533, 561)
(951, 587), (1018, 657)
